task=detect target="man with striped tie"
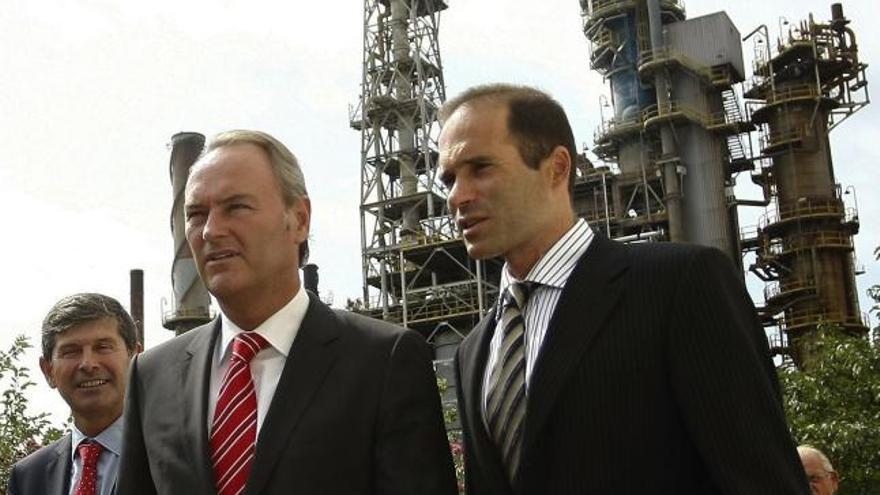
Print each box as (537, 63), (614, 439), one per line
(118, 130), (456, 495)
(437, 84), (810, 494)
(7, 293), (141, 495)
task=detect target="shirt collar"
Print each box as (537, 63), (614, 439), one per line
(500, 218), (593, 292)
(218, 285), (310, 360)
(70, 415), (123, 457)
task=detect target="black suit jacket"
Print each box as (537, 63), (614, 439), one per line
(118, 291), (456, 495)
(455, 235), (810, 494)
(7, 434), (72, 495)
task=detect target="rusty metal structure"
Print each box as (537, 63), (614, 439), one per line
(741, 4), (870, 359)
(130, 268), (145, 345)
(162, 132), (213, 335)
(350, 0), (500, 345)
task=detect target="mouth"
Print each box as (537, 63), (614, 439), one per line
(77, 379), (108, 389)
(205, 249), (239, 264)
(457, 216), (486, 235)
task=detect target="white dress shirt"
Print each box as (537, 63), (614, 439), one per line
(207, 286), (309, 435)
(69, 416), (123, 495)
(482, 219), (594, 416)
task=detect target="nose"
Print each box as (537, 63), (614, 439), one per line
(447, 177), (472, 215)
(78, 348), (99, 371)
(201, 209), (227, 242)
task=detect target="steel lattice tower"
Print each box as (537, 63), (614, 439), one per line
(350, 0), (500, 344)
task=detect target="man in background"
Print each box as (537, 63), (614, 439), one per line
(438, 83), (810, 494)
(7, 293), (140, 495)
(118, 130), (455, 494)
(799, 445), (839, 495)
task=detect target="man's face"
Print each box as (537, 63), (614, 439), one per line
(801, 453), (839, 495)
(39, 317), (133, 431)
(184, 143), (309, 306)
(439, 101), (559, 270)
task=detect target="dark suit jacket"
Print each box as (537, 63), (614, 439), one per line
(6, 434), (72, 495)
(455, 235), (810, 494)
(118, 291), (456, 495)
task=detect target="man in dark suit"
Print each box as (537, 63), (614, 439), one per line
(118, 130), (456, 495)
(437, 84), (811, 494)
(8, 293), (141, 495)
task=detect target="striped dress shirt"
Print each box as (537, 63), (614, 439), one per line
(482, 219), (594, 417)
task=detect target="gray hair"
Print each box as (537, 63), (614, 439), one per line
(42, 293), (138, 360)
(797, 445), (835, 472)
(203, 129), (310, 265)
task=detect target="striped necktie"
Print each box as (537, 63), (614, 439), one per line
(74, 441), (103, 495)
(486, 282), (531, 482)
(211, 331), (269, 495)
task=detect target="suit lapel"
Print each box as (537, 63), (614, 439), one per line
(182, 320), (221, 490)
(45, 434), (71, 493)
(521, 235), (629, 457)
(247, 292), (340, 495)
(459, 307), (512, 492)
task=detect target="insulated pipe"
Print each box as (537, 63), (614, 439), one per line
(647, 0), (684, 241)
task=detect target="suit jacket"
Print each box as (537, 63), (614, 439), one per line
(6, 434), (72, 495)
(455, 235), (810, 494)
(118, 291), (456, 495)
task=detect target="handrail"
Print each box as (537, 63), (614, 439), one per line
(638, 48), (733, 85)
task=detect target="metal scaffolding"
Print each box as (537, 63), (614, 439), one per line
(350, 0), (500, 340)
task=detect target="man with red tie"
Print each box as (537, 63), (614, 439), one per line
(7, 293), (141, 495)
(118, 130), (456, 495)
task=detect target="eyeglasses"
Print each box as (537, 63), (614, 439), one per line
(807, 471), (835, 483)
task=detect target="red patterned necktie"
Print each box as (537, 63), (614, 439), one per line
(74, 441), (103, 495)
(210, 331), (269, 495)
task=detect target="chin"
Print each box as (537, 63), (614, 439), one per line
(465, 242), (499, 261)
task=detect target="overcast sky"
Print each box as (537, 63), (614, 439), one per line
(2, 0), (876, 424)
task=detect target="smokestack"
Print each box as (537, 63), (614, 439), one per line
(163, 132), (212, 335)
(130, 269), (144, 346)
(830, 4), (849, 32)
(303, 263), (319, 296)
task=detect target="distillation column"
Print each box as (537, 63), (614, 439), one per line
(163, 132), (212, 335)
(746, 3), (869, 359)
(581, 0), (742, 262)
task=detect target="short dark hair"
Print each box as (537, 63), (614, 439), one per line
(438, 83), (577, 194)
(41, 293), (138, 360)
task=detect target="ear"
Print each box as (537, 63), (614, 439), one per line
(39, 356), (57, 389)
(288, 196), (311, 243)
(546, 145), (572, 190)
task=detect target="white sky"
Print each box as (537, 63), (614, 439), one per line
(1, 0), (877, 425)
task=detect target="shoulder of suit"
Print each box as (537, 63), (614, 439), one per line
(135, 319), (216, 363)
(330, 308), (409, 337)
(10, 433), (71, 472)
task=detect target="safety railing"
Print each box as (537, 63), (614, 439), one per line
(759, 199), (844, 229)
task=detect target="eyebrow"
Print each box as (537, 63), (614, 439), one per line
(185, 193), (257, 210)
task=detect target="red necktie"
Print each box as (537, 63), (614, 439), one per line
(210, 331), (269, 495)
(75, 441), (103, 495)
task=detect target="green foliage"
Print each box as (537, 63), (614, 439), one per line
(779, 327), (880, 494)
(0, 335), (64, 488)
(437, 377), (465, 494)
(869, 246), (880, 341)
